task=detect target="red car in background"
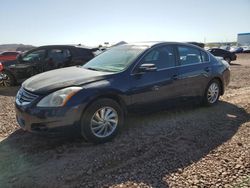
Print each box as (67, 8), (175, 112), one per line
(0, 51), (20, 61)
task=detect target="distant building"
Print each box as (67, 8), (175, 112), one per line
(237, 33), (250, 46)
(112, 41), (127, 47)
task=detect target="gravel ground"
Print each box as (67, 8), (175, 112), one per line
(0, 54), (250, 188)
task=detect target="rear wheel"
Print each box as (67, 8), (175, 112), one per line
(0, 71), (16, 86)
(203, 79), (221, 106)
(80, 98), (124, 143)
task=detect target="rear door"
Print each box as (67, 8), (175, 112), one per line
(176, 45), (211, 98)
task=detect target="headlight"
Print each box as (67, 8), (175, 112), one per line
(0, 62), (3, 72)
(37, 87), (82, 107)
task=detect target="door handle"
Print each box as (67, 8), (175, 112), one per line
(152, 85), (160, 91)
(172, 74), (178, 80)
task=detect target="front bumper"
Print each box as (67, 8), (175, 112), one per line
(15, 102), (84, 134)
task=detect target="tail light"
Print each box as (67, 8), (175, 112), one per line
(0, 62), (3, 72)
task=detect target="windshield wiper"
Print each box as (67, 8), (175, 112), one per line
(85, 67), (115, 72)
(85, 67), (99, 71)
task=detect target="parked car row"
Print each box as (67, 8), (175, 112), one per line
(215, 45), (250, 53)
(241, 46), (250, 53)
(229, 46), (244, 53)
(0, 45), (98, 86)
(207, 48), (237, 64)
(14, 42), (231, 143)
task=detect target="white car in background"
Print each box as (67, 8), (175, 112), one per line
(220, 46), (230, 51)
(229, 46), (243, 53)
(241, 46), (250, 53)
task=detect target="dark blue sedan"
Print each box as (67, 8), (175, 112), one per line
(15, 42), (230, 143)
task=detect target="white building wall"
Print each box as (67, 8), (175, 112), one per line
(237, 33), (250, 46)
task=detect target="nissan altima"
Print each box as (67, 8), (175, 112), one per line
(15, 42), (230, 143)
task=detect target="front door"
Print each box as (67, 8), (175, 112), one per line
(129, 45), (179, 109)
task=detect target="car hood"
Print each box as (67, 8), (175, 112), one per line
(23, 66), (113, 94)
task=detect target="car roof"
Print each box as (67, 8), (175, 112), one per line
(35, 45), (95, 50)
(210, 48), (224, 50)
(122, 41), (205, 50)
(0, 51), (20, 54)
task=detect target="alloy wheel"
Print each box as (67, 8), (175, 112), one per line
(0, 73), (11, 87)
(207, 82), (219, 104)
(90, 107), (118, 138)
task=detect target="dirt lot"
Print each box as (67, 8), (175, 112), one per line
(0, 54), (250, 188)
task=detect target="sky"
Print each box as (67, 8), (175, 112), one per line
(0, 0), (250, 46)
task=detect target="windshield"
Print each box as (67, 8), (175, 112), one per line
(83, 45), (147, 72)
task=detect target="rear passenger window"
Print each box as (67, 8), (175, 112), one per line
(48, 49), (71, 61)
(142, 45), (175, 69)
(201, 51), (209, 62)
(178, 46), (202, 65)
(76, 49), (92, 56)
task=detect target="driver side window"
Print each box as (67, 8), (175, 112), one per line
(142, 45), (175, 70)
(22, 49), (46, 63)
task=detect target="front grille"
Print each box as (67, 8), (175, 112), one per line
(16, 87), (39, 105)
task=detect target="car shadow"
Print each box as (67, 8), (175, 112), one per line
(0, 101), (249, 187)
(0, 86), (20, 97)
(230, 63), (241, 66)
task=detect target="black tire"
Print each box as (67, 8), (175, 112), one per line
(80, 98), (124, 144)
(224, 57), (231, 64)
(1, 71), (16, 87)
(203, 79), (221, 106)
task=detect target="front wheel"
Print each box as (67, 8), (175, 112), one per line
(80, 98), (124, 144)
(203, 80), (221, 106)
(0, 71), (16, 87)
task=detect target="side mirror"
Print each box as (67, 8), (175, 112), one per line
(137, 63), (157, 73)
